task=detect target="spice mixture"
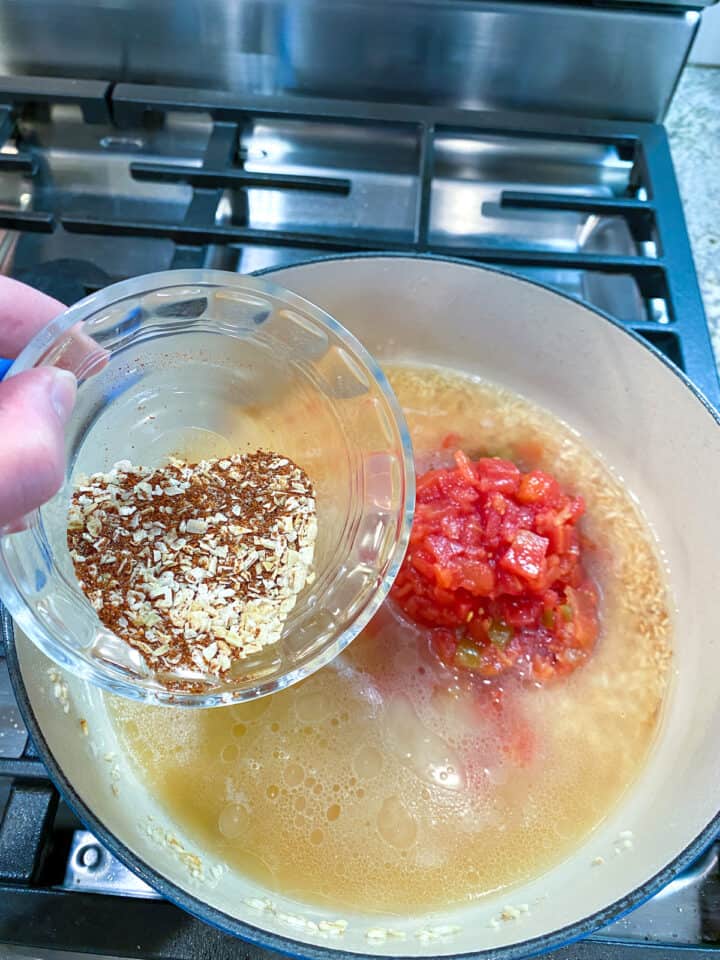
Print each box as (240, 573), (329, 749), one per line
(67, 451), (317, 679)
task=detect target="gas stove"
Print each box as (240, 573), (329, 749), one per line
(0, 75), (719, 959)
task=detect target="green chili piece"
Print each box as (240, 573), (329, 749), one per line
(541, 609), (556, 630)
(455, 642), (484, 670)
(488, 619), (513, 648)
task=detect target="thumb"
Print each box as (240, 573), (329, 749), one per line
(0, 367), (77, 528)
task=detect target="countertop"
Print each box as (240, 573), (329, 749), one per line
(666, 65), (720, 364)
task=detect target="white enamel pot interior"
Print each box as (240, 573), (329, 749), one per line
(9, 255), (720, 959)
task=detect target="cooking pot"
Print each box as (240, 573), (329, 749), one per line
(6, 255), (720, 958)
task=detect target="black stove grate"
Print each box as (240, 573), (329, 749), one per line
(0, 76), (719, 959)
(0, 76), (715, 402)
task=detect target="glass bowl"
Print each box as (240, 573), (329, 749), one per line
(0, 270), (415, 706)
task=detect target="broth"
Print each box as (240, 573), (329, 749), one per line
(110, 364), (672, 914)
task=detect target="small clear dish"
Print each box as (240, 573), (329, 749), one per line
(0, 270), (414, 706)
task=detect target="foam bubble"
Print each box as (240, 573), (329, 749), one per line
(296, 689), (334, 723)
(284, 763), (304, 787)
(382, 696), (466, 792)
(221, 743), (238, 763)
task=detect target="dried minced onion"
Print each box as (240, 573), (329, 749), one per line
(67, 451), (317, 686)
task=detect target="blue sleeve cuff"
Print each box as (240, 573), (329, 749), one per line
(0, 358), (12, 380)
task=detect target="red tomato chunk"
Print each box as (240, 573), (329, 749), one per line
(392, 451), (599, 681)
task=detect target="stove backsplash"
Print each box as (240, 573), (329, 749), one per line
(0, 0), (703, 122)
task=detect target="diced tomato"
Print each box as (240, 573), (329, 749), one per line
(474, 457), (521, 495)
(547, 523), (574, 555)
(458, 561), (495, 596)
(495, 568), (525, 596)
(410, 553), (437, 581)
(517, 470), (560, 505)
(454, 450), (479, 487)
(498, 596), (543, 628)
(391, 450), (600, 683)
(425, 534), (463, 565)
(484, 507), (503, 545)
(441, 432), (463, 450)
(500, 529), (549, 582)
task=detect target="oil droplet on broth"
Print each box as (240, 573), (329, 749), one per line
(109, 363), (670, 915)
(352, 744), (383, 779)
(218, 803), (248, 839)
(377, 796), (417, 850)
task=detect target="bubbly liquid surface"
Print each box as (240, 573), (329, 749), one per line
(110, 365), (672, 914)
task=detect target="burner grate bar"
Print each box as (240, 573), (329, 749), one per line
(0, 757), (48, 780)
(0, 105), (37, 178)
(110, 82), (645, 143)
(0, 107), (13, 144)
(635, 125), (711, 373)
(0, 211), (55, 233)
(0, 154), (36, 175)
(169, 245), (207, 271)
(0, 76), (111, 123)
(415, 123), (435, 248)
(130, 161), (351, 195)
(500, 192), (653, 215)
(57, 215), (667, 272)
(177, 121), (238, 243)
(0, 782), (57, 884)
(500, 190), (656, 239)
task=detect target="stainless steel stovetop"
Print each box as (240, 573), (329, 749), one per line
(0, 97), (683, 320)
(0, 75), (718, 959)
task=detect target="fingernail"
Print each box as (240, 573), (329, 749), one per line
(49, 368), (77, 424)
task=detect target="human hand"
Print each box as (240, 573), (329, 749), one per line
(0, 277), (77, 528)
